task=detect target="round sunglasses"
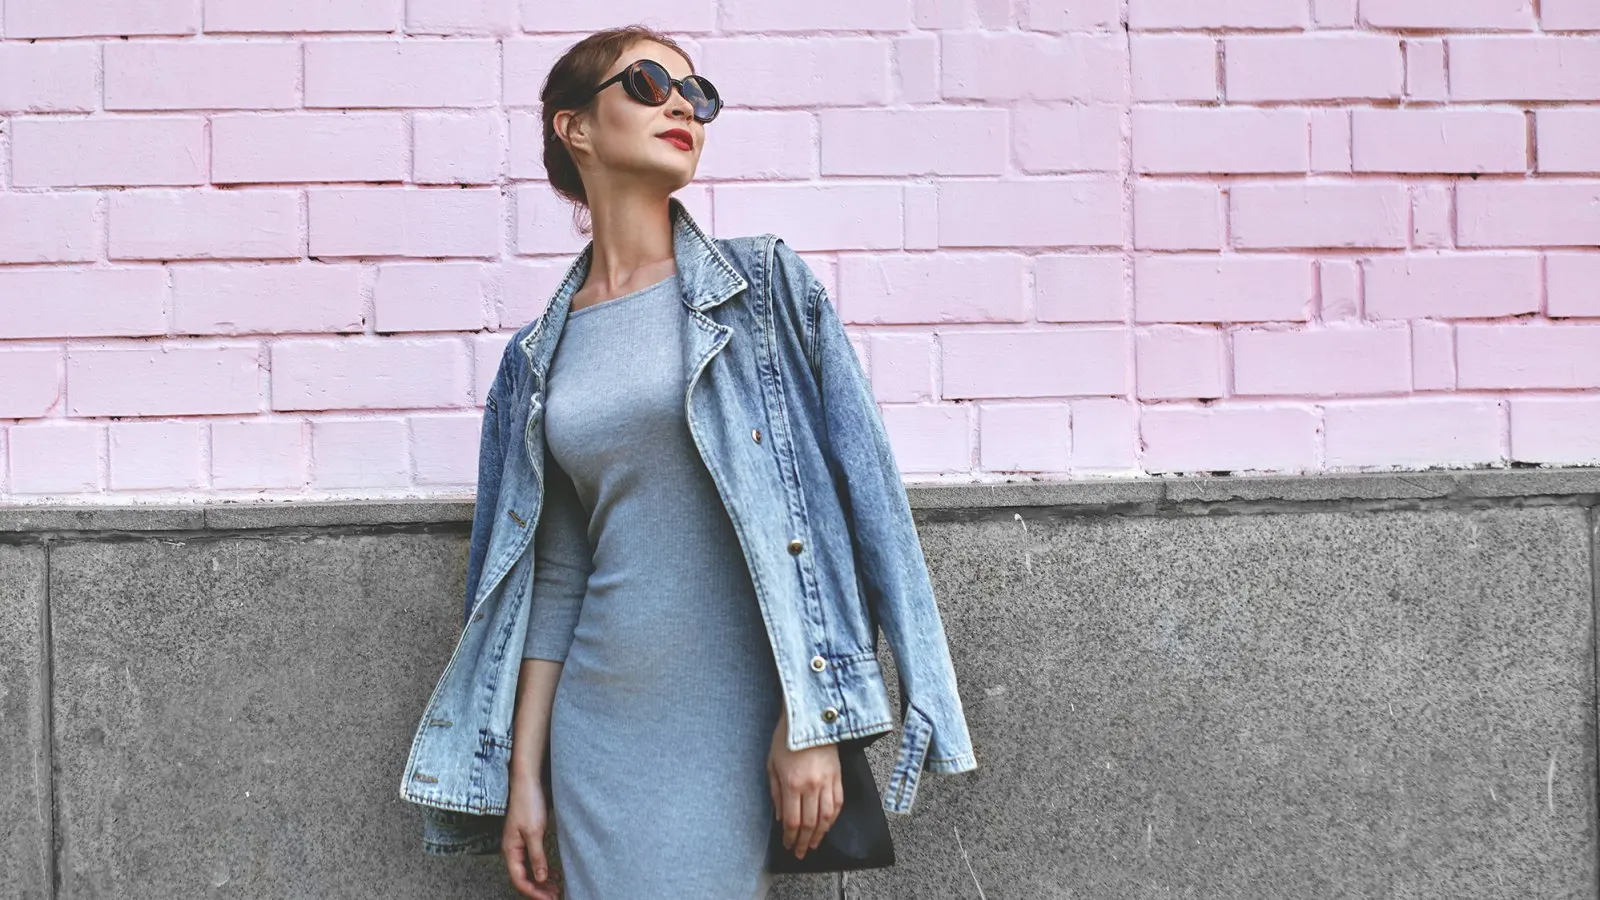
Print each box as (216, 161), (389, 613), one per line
(588, 58), (722, 124)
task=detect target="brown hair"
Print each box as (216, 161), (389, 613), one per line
(541, 26), (695, 235)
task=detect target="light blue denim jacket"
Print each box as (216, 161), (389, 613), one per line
(397, 197), (977, 855)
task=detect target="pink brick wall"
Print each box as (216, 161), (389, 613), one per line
(1, 0), (1599, 501)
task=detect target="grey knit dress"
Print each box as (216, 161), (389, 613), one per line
(535, 273), (783, 899)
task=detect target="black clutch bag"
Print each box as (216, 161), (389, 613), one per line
(766, 734), (896, 873)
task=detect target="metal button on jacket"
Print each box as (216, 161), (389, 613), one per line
(787, 538), (804, 554)
(752, 428), (762, 443)
(821, 707), (839, 723)
(810, 655), (827, 672)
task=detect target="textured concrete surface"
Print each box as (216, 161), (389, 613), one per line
(0, 544), (49, 900)
(7, 469), (1600, 898)
(848, 506), (1598, 899)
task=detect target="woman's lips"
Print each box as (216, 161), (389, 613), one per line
(658, 134), (692, 151)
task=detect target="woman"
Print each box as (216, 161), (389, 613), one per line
(474, 25), (976, 900)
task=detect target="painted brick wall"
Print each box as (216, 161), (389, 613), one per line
(1, 0), (1598, 501)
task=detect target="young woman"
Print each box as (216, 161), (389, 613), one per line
(471, 25), (977, 900)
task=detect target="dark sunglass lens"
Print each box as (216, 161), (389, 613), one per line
(682, 75), (720, 121)
(628, 59), (673, 104)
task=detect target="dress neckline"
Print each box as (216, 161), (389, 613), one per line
(567, 274), (680, 320)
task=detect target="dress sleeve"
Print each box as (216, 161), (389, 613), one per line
(522, 445), (593, 662)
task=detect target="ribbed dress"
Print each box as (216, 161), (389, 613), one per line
(531, 273), (783, 899)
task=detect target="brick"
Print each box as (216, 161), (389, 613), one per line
(6, 0), (197, 37)
(1411, 320), (1456, 390)
(105, 41), (299, 110)
(0, 349), (62, 418)
(1234, 327), (1411, 396)
(868, 334), (936, 403)
(310, 418), (410, 488)
(1538, 109), (1600, 173)
(1036, 255), (1126, 323)
(1136, 327), (1227, 400)
(0, 193), (99, 264)
(1404, 39), (1448, 101)
(416, 112), (503, 184)
(407, 0), (517, 33)
(903, 183), (939, 251)
(498, 261), (570, 327)
(1548, 253), (1600, 318)
(1324, 399), (1504, 469)
(271, 338), (470, 410)
(1313, 0), (1358, 27)
(109, 421), (205, 490)
(506, 111), (545, 181)
(938, 179), (1123, 248)
(1129, 0), (1309, 29)
(1131, 35), (1217, 102)
(1457, 324), (1600, 388)
(12, 117), (206, 187)
(514, 186), (590, 256)
(520, 0), (716, 32)
(9, 423), (103, 494)
(1071, 398), (1138, 470)
(1352, 109), (1526, 174)
(0, 269), (165, 338)
(309, 188), (500, 258)
(472, 333), (514, 403)
(1319, 259), (1360, 320)
(838, 254), (1027, 324)
(914, 0), (1016, 28)
(211, 419), (305, 489)
(1231, 182), (1410, 249)
(1134, 182), (1224, 251)
(699, 38), (891, 107)
(1457, 181), (1600, 247)
(374, 263), (490, 332)
(1133, 108), (1308, 174)
(942, 328), (1128, 398)
(893, 34), (940, 105)
(1225, 35), (1403, 101)
(943, 32), (1125, 102)
(305, 40), (498, 108)
(1135, 256), (1314, 323)
(1412, 183), (1454, 248)
(110, 190), (300, 261)
(879, 404), (970, 474)
(820, 109), (1007, 176)
(1022, 0), (1120, 29)
(68, 344), (263, 416)
(1542, 0), (1600, 28)
(203, 0), (401, 31)
(0, 43), (98, 113)
(1363, 254), (1540, 319)
(694, 111), (816, 181)
(979, 402), (1071, 472)
(1015, 105), (1121, 174)
(1360, 0), (1535, 29)
(723, 0), (911, 30)
(1311, 110), (1353, 173)
(1450, 37), (1600, 101)
(213, 113), (408, 184)
(411, 413), (480, 484)
(1141, 406), (1319, 474)
(714, 184), (903, 252)
(1511, 398), (1600, 464)
(171, 265), (364, 335)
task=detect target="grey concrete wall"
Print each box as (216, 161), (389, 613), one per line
(3, 469), (1598, 899)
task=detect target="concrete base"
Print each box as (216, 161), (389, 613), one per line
(4, 469), (1598, 899)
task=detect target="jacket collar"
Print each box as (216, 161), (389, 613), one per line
(518, 196), (748, 385)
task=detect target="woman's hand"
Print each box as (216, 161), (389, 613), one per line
(767, 708), (843, 860)
(503, 770), (562, 900)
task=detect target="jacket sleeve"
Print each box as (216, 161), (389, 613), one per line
(789, 243), (979, 814)
(522, 444), (593, 662)
(462, 352), (510, 626)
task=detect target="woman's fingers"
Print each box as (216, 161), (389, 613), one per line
(795, 785), (821, 858)
(812, 771), (841, 849)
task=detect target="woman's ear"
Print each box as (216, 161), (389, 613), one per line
(554, 108), (589, 159)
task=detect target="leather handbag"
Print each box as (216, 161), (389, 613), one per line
(766, 733), (896, 873)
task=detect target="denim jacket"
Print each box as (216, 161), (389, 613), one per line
(397, 196), (977, 855)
